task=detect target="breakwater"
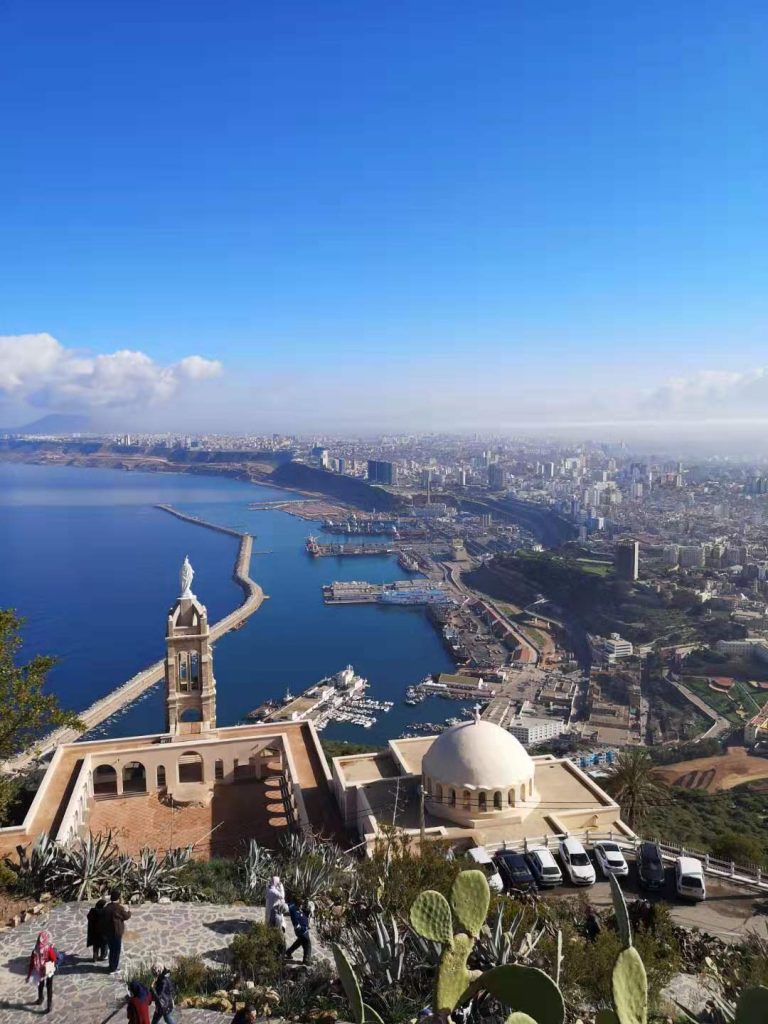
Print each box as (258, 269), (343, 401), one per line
(6, 521), (266, 771)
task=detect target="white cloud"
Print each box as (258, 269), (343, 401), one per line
(643, 367), (768, 416)
(0, 333), (222, 409)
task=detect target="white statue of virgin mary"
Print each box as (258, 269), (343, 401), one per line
(180, 556), (195, 599)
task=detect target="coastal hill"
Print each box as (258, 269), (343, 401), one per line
(0, 438), (401, 511)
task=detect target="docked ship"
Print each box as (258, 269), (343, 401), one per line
(305, 535), (320, 556)
(379, 585), (450, 605)
(398, 551), (420, 572)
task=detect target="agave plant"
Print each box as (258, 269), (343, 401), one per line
(58, 831), (121, 900)
(13, 832), (60, 894)
(237, 839), (275, 899)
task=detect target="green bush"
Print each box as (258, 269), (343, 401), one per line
(0, 860), (20, 894)
(229, 922), (284, 985)
(175, 857), (240, 903)
(172, 954), (232, 996)
(711, 832), (766, 867)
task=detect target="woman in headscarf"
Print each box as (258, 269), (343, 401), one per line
(26, 930), (57, 1014)
(264, 874), (285, 925)
(87, 897), (108, 961)
(127, 980), (154, 1024)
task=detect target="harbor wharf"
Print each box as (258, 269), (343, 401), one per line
(4, 529), (267, 772)
(155, 502), (244, 537)
(309, 541), (397, 557)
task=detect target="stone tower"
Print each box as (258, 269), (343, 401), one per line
(165, 556), (217, 734)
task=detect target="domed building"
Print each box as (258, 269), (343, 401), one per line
(422, 712), (538, 826)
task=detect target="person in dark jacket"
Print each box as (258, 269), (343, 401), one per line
(231, 1007), (257, 1024)
(150, 963), (177, 1024)
(284, 899), (312, 964)
(103, 889), (132, 973)
(87, 898), (108, 961)
(127, 981), (154, 1024)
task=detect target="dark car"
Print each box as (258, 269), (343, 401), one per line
(494, 852), (535, 891)
(637, 841), (666, 891)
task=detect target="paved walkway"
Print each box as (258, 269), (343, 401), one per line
(0, 902), (273, 1024)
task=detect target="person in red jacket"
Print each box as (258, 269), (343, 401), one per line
(26, 930), (57, 1014)
(127, 981), (154, 1024)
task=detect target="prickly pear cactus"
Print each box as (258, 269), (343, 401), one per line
(612, 946), (647, 1024)
(608, 872), (632, 949)
(410, 889), (454, 945)
(450, 869), (490, 936)
(435, 933), (476, 1012)
(736, 986), (768, 1024)
(476, 964), (565, 1024)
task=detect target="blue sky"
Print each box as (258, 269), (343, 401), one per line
(1, 1), (767, 432)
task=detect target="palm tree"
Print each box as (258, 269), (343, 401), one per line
(604, 748), (666, 830)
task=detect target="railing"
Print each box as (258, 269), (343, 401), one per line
(489, 829), (768, 892)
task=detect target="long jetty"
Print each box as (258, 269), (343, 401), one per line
(6, 510), (267, 771)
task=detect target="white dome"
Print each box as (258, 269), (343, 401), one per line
(423, 718), (534, 791)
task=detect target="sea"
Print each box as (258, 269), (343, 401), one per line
(0, 462), (458, 746)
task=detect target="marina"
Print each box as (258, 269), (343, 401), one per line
(246, 665), (393, 731)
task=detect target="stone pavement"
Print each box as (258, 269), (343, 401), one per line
(0, 902), (273, 1024)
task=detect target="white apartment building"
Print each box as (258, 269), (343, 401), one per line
(590, 632), (634, 664)
(716, 638), (768, 664)
(678, 545), (705, 568)
(508, 715), (564, 746)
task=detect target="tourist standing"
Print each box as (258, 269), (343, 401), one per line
(103, 889), (132, 973)
(26, 930), (57, 1014)
(285, 899), (313, 964)
(264, 874), (285, 925)
(127, 981), (154, 1024)
(87, 898), (108, 961)
(150, 963), (177, 1024)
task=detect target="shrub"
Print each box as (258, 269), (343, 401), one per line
(229, 922), (284, 985)
(175, 858), (240, 903)
(0, 860), (20, 894)
(172, 955), (232, 996)
(711, 831), (766, 866)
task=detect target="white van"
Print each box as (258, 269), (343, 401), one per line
(466, 846), (504, 892)
(675, 856), (706, 901)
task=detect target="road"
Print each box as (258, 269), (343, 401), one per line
(664, 673), (731, 739)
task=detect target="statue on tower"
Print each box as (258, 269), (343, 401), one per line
(180, 555), (195, 599)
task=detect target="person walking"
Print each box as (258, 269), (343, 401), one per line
(264, 874), (285, 925)
(26, 930), (57, 1014)
(103, 889), (132, 973)
(127, 981), (154, 1024)
(285, 899), (312, 964)
(87, 898), (108, 961)
(150, 963), (177, 1024)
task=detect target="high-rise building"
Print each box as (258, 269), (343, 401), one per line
(488, 463), (507, 490)
(367, 459), (396, 485)
(615, 540), (639, 581)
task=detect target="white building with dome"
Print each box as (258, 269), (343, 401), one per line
(331, 714), (631, 854)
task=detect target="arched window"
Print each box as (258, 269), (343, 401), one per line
(178, 654), (188, 692)
(463, 790), (471, 809)
(94, 764), (117, 796)
(190, 652), (200, 689)
(528, 779), (534, 797)
(178, 750), (204, 784)
(450, 789), (456, 807)
(435, 783), (443, 802)
(156, 765), (166, 788)
(478, 792), (487, 812)
(508, 788), (515, 807)
(122, 761), (146, 794)
(493, 791), (502, 810)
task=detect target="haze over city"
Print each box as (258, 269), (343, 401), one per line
(2, 1), (768, 443)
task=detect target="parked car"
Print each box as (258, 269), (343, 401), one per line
(559, 837), (596, 886)
(637, 841), (666, 890)
(466, 846), (504, 892)
(494, 851), (535, 891)
(675, 856), (706, 901)
(592, 841), (629, 879)
(525, 845), (563, 888)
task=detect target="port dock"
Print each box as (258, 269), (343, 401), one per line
(7, 516), (268, 771)
(323, 579), (452, 605)
(306, 535), (397, 557)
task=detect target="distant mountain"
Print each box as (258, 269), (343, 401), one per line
(0, 413), (93, 435)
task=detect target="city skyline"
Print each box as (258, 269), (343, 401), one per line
(2, 2), (767, 438)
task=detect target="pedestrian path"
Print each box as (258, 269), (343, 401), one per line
(0, 902), (270, 1024)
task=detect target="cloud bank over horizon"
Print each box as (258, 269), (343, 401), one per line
(0, 334), (222, 413)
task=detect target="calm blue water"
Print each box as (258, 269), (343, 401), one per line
(0, 463), (455, 744)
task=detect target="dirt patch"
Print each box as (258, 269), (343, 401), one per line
(655, 745), (768, 791)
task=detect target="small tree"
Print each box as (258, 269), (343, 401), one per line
(0, 610), (82, 822)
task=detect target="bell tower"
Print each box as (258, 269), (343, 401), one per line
(165, 556), (217, 734)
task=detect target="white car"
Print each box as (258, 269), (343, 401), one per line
(593, 841), (629, 878)
(466, 846), (504, 892)
(558, 837), (596, 886)
(675, 856), (706, 901)
(526, 845), (563, 888)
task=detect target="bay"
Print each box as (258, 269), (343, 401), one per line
(0, 462), (457, 745)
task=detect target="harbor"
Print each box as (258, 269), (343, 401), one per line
(323, 579), (453, 605)
(305, 535), (397, 557)
(246, 665), (394, 730)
